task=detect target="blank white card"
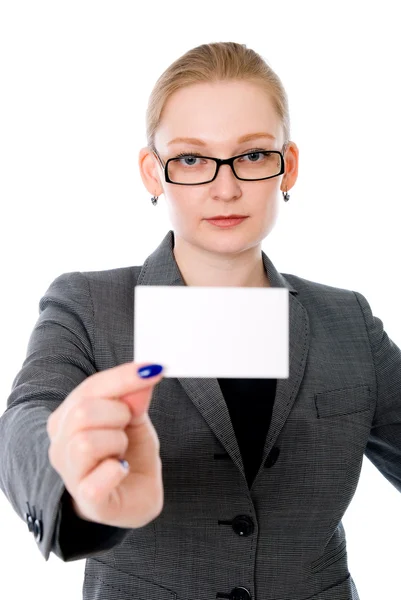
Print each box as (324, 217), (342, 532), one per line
(134, 286), (289, 378)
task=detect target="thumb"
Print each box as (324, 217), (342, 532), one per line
(120, 386), (156, 425)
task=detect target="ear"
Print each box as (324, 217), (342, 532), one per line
(280, 141), (299, 192)
(138, 147), (164, 196)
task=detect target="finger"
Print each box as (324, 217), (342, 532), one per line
(76, 362), (164, 401)
(76, 457), (131, 514)
(63, 397), (132, 439)
(66, 428), (129, 489)
(51, 362), (164, 437)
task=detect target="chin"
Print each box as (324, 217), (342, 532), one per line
(201, 230), (256, 254)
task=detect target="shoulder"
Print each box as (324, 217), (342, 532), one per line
(283, 272), (358, 300)
(281, 272), (368, 317)
(42, 266), (142, 309)
(80, 265), (140, 287)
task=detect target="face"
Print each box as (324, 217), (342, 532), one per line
(139, 80), (298, 256)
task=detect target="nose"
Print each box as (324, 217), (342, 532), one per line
(213, 162), (239, 186)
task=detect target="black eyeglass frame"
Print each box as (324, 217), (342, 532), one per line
(151, 144), (287, 185)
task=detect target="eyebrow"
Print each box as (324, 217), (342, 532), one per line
(167, 132), (276, 147)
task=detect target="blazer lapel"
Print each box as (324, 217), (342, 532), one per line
(136, 230), (310, 486)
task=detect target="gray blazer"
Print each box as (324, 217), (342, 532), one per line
(1, 229), (400, 600)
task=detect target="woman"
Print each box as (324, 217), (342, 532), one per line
(1, 41), (400, 600)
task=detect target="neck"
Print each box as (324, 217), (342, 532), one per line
(172, 233), (270, 288)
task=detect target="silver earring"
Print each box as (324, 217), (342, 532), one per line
(151, 195), (158, 206)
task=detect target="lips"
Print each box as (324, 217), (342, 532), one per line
(207, 216), (247, 220)
(206, 216), (248, 228)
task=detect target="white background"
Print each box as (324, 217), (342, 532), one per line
(0, 1), (400, 598)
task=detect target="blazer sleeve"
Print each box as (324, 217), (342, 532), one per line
(0, 271), (130, 562)
(354, 290), (401, 493)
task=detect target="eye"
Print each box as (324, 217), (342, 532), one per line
(172, 152), (206, 167)
(241, 150), (271, 162)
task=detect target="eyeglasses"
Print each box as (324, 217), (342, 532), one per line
(152, 145), (287, 185)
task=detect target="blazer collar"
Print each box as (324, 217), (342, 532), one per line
(137, 229), (298, 295)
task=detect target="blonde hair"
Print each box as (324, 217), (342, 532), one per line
(146, 41), (291, 153)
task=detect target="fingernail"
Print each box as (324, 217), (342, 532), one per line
(137, 364), (164, 378)
(119, 459), (130, 471)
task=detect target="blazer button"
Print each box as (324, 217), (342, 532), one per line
(33, 518), (43, 543)
(264, 446), (280, 468)
(230, 586), (251, 600)
(25, 512), (34, 532)
(232, 515), (254, 537)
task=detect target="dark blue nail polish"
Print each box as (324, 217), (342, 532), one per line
(137, 364), (164, 378)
